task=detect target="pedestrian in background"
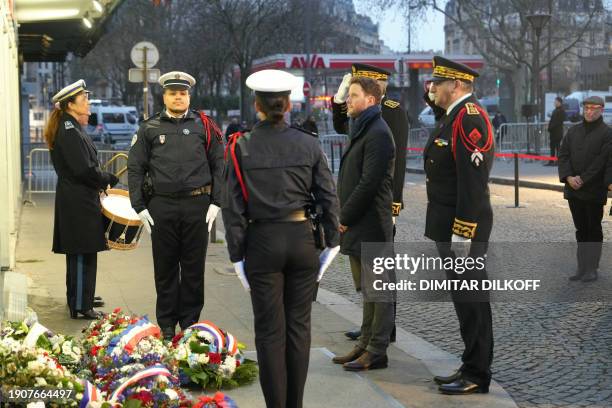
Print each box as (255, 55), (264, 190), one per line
(558, 96), (612, 283)
(492, 110), (506, 143)
(547, 96), (566, 166)
(302, 114), (319, 136)
(225, 117), (242, 142)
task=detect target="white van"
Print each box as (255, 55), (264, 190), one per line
(86, 105), (138, 148)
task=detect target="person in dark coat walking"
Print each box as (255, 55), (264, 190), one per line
(301, 115), (319, 136)
(225, 117), (242, 142)
(331, 63), (409, 342)
(424, 57), (495, 395)
(331, 76), (395, 372)
(223, 69), (340, 408)
(45, 80), (119, 320)
(558, 96), (612, 282)
(547, 96), (566, 165)
(128, 71), (226, 340)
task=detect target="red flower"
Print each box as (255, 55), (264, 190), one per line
(129, 390), (154, 406)
(113, 307), (122, 313)
(90, 345), (101, 356)
(236, 360), (241, 367)
(208, 353), (222, 365)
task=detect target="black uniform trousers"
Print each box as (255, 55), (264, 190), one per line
(568, 199), (604, 274)
(148, 194), (209, 331)
(435, 206), (494, 389)
(66, 253), (97, 312)
(246, 221), (319, 408)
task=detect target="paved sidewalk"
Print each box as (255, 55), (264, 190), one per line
(10, 194), (517, 408)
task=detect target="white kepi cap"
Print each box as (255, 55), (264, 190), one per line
(52, 79), (89, 103)
(158, 71), (196, 89)
(246, 69), (299, 95)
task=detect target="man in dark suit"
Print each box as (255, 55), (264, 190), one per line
(424, 56), (495, 395)
(331, 76), (395, 372)
(331, 63), (409, 342)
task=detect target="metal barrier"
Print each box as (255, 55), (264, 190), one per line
(319, 134), (347, 173)
(496, 122), (573, 155)
(25, 148), (129, 205)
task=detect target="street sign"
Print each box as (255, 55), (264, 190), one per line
(130, 41), (159, 69)
(129, 68), (160, 83)
(303, 81), (311, 97)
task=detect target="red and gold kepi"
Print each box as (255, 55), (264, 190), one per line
(431, 56), (480, 83)
(351, 63), (391, 81)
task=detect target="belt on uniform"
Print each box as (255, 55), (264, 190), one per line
(249, 210), (308, 223)
(155, 185), (211, 198)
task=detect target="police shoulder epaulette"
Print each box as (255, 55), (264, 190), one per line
(383, 99), (400, 109)
(291, 125), (317, 138)
(64, 121), (75, 130)
(464, 102), (480, 115)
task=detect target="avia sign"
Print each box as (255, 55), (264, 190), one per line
(289, 54), (327, 69)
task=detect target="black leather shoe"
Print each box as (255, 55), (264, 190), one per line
(332, 346), (365, 364)
(344, 329), (361, 340)
(70, 309), (102, 320)
(568, 271), (584, 281)
(581, 270), (598, 282)
(438, 378), (488, 395)
(161, 327), (175, 341)
(433, 370), (462, 385)
(343, 351), (388, 371)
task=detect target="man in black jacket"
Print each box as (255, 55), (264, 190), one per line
(332, 63), (409, 342)
(558, 96), (612, 282)
(547, 97), (566, 165)
(332, 76), (396, 372)
(128, 71), (225, 340)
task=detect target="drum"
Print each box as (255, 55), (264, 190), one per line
(100, 189), (143, 250)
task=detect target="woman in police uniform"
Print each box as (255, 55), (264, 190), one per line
(222, 69), (340, 408)
(44, 80), (118, 319)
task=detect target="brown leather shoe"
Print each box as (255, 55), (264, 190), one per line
(332, 346), (365, 365)
(342, 351), (388, 371)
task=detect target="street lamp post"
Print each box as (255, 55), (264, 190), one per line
(527, 13), (551, 123)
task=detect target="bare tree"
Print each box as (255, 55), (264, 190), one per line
(367, 0), (604, 118)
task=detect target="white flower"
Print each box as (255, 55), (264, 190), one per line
(27, 361), (45, 376)
(6, 362), (16, 374)
(164, 389), (178, 400)
(34, 377), (47, 387)
(197, 353), (210, 365)
(156, 375), (169, 383)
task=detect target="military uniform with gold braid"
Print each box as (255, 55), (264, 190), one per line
(331, 63), (409, 217)
(424, 56), (494, 395)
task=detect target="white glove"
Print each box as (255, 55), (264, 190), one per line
(206, 204), (221, 233)
(333, 73), (352, 104)
(138, 209), (154, 234)
(317, 246), (340, 282)
(233, 261), (250, 292)
(451, 234), (471, 258)
(392, 216), (396, 225)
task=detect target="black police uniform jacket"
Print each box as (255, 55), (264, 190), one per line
(222, 120), (340, 263)
(423, 95), (495, 242)
(337, 105), (395, 258)
(332, 96), (409, 216)
(51, 112), (115, 254)
(127, 110), (225, 213)
(558, 117), (612, 205)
